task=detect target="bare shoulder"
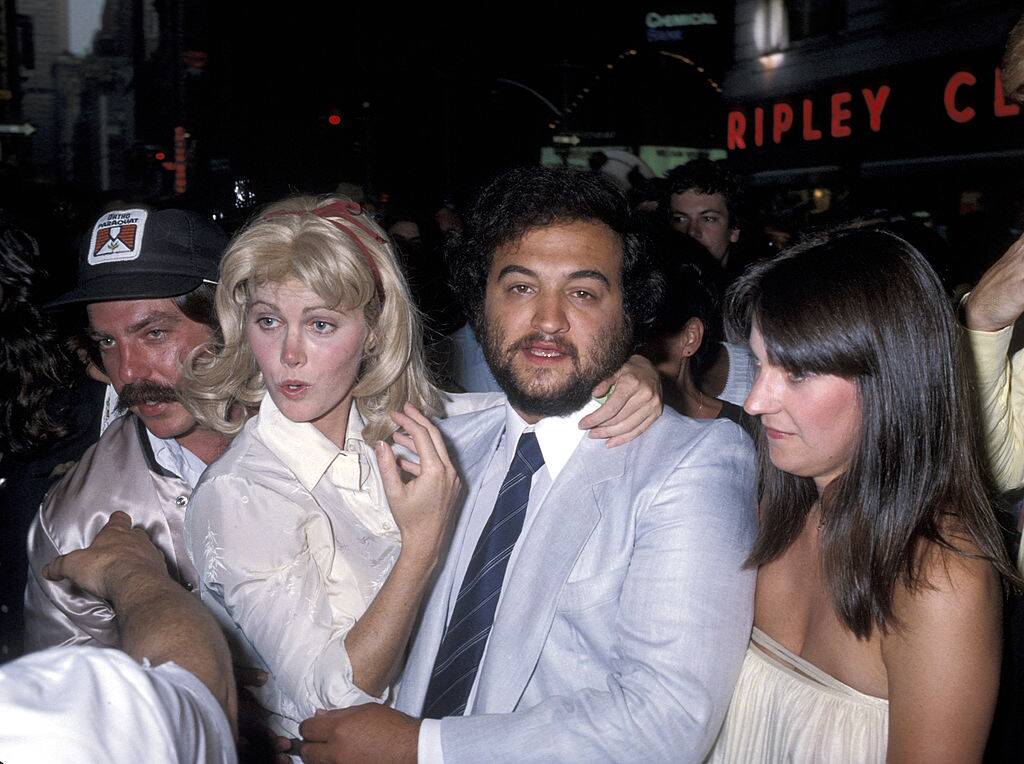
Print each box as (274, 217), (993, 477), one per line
(885, 536), (1001, 653)
(880, 537), (1002, 762)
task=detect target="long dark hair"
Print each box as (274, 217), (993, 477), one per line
(0, 226), (77, 455)
(725, 228), (1017, 638)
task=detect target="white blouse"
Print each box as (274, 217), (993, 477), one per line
(185, 394), (400, 737)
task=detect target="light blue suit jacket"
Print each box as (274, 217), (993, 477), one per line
(398, 400), (757, 763)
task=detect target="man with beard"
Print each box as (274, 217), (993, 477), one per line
(281, 167), (757, 763)
(24, 207), (230, 650)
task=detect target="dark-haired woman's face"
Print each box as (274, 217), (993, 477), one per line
(744, 326), (861, 492)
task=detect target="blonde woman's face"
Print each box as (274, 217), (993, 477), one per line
(247, 278), (367, 448)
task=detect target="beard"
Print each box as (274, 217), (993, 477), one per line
(478, 315), (634, 419)
(116, 379), (179, 414)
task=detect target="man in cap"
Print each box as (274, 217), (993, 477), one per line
(24, 207), (231, 650)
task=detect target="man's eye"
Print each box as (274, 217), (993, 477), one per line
(703, 215), (720, 224)
(95, 337), (115, 351)
(787, 370), (808, 384)
(510, 284), (533, 295)
(571, 290), (594, 300)
(147, 329), (166, 340)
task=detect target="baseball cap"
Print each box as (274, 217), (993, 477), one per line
(46, 208), (228, 308)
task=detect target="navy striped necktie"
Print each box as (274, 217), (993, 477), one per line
(422, 430), (545, 719)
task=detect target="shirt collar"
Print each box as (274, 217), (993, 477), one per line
(255, 393), (369, 492)
(144, 428), (207, 489)
(501, 398), (600, 480)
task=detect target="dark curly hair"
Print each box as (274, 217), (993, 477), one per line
(664, 158), (744, 231)
(447, 165), (662, 345)
(0, 226), (78, 455)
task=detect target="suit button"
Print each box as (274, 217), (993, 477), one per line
(0, 477), (6, 488)
(175, 495), (188, 508)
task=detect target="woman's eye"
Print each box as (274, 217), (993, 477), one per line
(311, 320), (334, 333)
(787, 370), (808, 383)
(256, 317), (277, 329)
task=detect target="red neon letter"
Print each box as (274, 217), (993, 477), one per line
(995, 68), (1021, 118)
(944, 71), (977, 123)
(862, 85), (891, 132)
(831, 91), (853, 138)
(754, 107), (765, 147)
(727, 111), (747, 149)
(772, 103), (794, 144)
(802, 98), (822, 141)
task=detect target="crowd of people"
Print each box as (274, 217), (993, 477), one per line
(3, 15), (1024, 764)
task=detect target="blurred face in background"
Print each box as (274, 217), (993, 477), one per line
(669, 190), (739, 262)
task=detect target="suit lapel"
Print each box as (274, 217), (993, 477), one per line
(473, 436), (629, 713)
(399, 407), (506, 713)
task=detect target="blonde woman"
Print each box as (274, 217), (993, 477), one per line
(182, 197), (460, 739)
(182, 196), (661, 739)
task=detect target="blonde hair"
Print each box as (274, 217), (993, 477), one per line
(181, 194), (440, 443)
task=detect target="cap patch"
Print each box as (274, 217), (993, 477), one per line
(88, 209), (149, 265)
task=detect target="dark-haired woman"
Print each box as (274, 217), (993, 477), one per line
(644, 232), (754, 436)
(706, 229), (1017, 762)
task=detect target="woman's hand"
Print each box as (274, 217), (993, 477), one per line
(375, 403), (461, 568)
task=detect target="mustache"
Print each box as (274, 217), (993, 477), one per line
(509, 333), (578, 360)
(116, 380), (180, 413)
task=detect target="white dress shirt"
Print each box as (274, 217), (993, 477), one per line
(146, 428), (208, 488)
(186, 394), (400, 737)
(418, 399), (599, 762)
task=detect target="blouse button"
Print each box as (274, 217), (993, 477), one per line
(382, 522), (391, 530)
(175, 495), (188, 508)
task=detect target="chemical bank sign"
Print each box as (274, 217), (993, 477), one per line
(645, 10), (718, 42)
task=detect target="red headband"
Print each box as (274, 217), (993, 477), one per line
(262, 200), (386, 305)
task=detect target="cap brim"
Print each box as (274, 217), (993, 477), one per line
(44, 273), (208, 309)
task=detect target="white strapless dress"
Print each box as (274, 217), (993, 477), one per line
(706, 627), (889, 762)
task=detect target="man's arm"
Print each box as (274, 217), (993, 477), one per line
(43, 511), (237, 732)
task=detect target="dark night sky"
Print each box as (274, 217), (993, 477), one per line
(201, 2), (722, 208)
